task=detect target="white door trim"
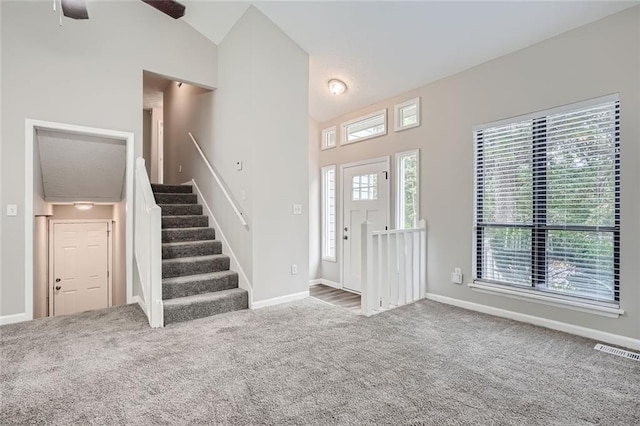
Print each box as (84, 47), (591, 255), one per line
(24, 119), (134, 324)
(339, 156), (391, 292)
(48, 220), (113, 316)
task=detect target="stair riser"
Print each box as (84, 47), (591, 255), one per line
(162, 228), (216, 243)
(164, 291), (248, 325)
(163, 273), (239, 300)
(159, 204), (203, 216)
(162, 257), (230, 278)
(162, 216), (209, 229)
(162, 241), (222, 260)
(154, 194), (197, 204)
(152, 184), (193, 194)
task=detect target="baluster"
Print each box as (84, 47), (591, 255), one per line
(405, 232), (413, 304)
(412, 231), (420, 302)
(389, 232), (398, 306)
(398, 232), (406, 306)
(380, 234), (389, 309)
(419, 220), (427, 299)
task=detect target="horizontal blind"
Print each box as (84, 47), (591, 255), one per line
(474, 96), (619, 303)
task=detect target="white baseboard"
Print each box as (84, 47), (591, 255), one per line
(425, 293), (640, 351)
(251, 291), (309, 309)
(0, 312), (30, 325)
(309, 278), (342, 290)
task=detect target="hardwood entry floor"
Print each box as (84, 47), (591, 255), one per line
(310, 284), (361, 313)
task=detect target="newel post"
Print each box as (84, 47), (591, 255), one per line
(361, 221), (374, 316)
(419, 219), (427, 299)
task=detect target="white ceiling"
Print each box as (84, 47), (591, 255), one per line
(182, 1), (637, 123)
(37, 130), (127, 203)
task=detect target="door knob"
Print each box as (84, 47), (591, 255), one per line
(55, 278), (61, 283)
(55, 286), (61, 291)
(343, 235), (348, 240)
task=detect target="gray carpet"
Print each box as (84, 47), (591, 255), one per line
(1, 298), (638, 425)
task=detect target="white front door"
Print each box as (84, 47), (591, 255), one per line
(53, 222), (109, 316)
(342, 159), (390, 292)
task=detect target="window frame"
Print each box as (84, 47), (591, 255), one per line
(395, 149), (420, 230)
(394, 97), (421, 132)
(472, 94), (620, 308)
(321, 126), (336, 150)
(341, 109), (387, 145)
(321, 165), (337, 262)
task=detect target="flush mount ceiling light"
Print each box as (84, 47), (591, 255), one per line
(328, 79), (347, 95)
(74, 202), (94, 211)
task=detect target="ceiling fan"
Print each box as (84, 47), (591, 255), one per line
(57, 0), (186, 20)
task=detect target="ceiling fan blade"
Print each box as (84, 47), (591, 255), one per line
(141, 0), (186, 20)
(61, 0), (89, 20)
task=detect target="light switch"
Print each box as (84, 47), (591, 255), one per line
(6, 204), (18, 217)
(293, 204), (302, 215)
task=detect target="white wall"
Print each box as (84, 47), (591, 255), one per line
(150, 107), (164, 184)
(143, 110), (152, 176)
(316, 8), (640, 340)
(0, 0), (218, 318)
(164, 7), (309, 304)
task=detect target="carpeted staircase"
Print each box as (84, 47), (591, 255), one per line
(152, 184), (248, 325)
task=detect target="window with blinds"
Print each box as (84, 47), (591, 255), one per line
(474, 95), (620, 304)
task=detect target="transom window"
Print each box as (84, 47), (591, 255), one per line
(474, 95), (620, 305)
(394, 97), (421, 131)
(342, 109), (387, 145)
(321, 126), (336, 150)
(352, 174), (378, 201)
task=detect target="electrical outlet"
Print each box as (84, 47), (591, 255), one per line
(178, 164), (182, 173)
(451, 270), (463, 284)
(236, 161), (243, 171)
(293, 204), (302, 215)
(291, 264), (298, 275)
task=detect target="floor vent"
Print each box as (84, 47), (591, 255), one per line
(594, 343), (640, 361)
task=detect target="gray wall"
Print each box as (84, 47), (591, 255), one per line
(0, 0), (218, 318)
(163, 7), (310, 304)
(316, 8), (640, 339)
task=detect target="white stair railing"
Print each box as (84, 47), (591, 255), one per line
(361, 219), (427, 316)
(134, 157), (163, 327)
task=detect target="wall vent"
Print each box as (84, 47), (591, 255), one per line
(594, 343), (640, 361)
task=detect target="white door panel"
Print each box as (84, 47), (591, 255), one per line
(343, 160), (389, 292)
(53, 222), (109, 316)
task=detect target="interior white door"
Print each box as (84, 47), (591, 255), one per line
(342, 159), (390, 292)
(53, 222), (109, 316)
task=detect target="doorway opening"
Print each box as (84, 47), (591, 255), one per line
(26, 119), (134, 321)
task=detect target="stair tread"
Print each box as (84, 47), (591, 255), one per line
(163, 288), (246, 307)
(162, 240), (217, 247)
(162, 254), (228, 263)
(162, 215), (205, 219)
(163, 270), (237, 285)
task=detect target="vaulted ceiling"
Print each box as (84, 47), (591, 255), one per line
(182, 1), (637, 122)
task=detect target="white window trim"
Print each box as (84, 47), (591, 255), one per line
(395, 149), (420, 230)
(321, 126), (336, 151)
(471, 93), (621, 311)
(341, 109), (387, 146)
(394, 97), (421, 132)
(468, 281), (623, 318)
(321, 165), (337, 262)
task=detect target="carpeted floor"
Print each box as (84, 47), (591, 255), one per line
(1, 297), (638, 425)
